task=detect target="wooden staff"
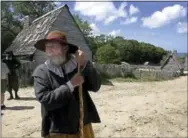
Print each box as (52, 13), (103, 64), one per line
(78, 48), (84, 138)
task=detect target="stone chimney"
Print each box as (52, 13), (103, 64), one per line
(23, 15), (35, 29)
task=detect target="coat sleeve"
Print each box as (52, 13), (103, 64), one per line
(32, 65), (72, 111)
(81, 61), (101, 92)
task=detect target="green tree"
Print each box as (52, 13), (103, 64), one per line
(73, 14), (97, 59)
(96, 45), (121, 64)
(95, 34), (106, 45)
(111, 36), (124, 48)
(1, 1), (21, 52)
(12, 1), (55, 19)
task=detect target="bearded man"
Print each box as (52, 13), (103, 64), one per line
(32, 31), (101, 138)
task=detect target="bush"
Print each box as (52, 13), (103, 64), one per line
(96, 45), (121, 64)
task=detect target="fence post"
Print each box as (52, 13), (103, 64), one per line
(140, 70), (142, 81)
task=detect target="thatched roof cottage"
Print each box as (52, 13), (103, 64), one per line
(160, 51), (184, 74)
(5, 4), (92, 65)
(184, 56), (188, 71)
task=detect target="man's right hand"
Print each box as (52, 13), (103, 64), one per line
(70, 73), (84, 88)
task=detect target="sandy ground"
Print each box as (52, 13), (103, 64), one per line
(1, 76), (187, 138)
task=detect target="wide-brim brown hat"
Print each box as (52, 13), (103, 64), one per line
(34, 30), (78, 53)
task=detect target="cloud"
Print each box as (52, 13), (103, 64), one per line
(54, 2), (63, 7)
(90, 23), (100, 36)
(121, 16), (138, 25)
(129, 4), (139, 15)
(177, 22), (188, 33)
(108, 29), (121, 37)
(104, 16), (118, 25)
(141, 4), (187, 29)
(74, 1), (127, 25)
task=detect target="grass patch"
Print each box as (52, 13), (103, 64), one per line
(111, 77), (140, 82)
(100, 72), (177, 84)
(110, 76), (175, 82)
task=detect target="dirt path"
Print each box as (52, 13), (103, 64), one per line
(1, 76), (187, 137)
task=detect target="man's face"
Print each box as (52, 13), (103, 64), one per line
(45, 41), (68, 65)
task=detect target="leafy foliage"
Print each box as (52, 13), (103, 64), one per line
(96, 45), (121, 64)
(1, 1), (21, 52)
(12, 1), (55, 19)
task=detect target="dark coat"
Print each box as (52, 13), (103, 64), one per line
(2, 54), (21, 91)
(32, 61), (101, 137)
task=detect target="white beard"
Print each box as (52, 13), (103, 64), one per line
(48, 55), (66, 66)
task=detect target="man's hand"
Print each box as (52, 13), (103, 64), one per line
(70, 73), (84, 88)
(75, 50), (88, 68)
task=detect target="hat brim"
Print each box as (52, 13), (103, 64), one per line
(34, 39), (78, 54)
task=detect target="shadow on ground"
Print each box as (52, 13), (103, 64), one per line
(100, 73), (114, 86)
(102, 78), (114, 86)
(16, 97), (36, 101)
(5, 106), (35, 110)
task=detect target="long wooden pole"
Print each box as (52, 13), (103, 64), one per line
(78, 48), (84, 138)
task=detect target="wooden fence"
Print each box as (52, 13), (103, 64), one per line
(17, 62), (182, 87)
(93, 62), (133, 78)
(133, 70), (180, 81)
(18, 61), (38, 87)
(93, 63), (181, 81)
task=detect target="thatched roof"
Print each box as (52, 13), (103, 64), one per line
(5, 4), (91, 58)
(5, 6), (64, 56)
(160, 53), (184, 70)
(184, 56), (188, 69)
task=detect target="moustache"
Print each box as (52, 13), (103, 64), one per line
(48, 55), (66, 65)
